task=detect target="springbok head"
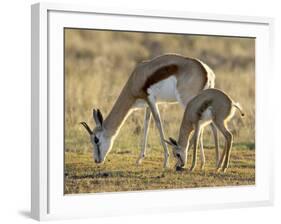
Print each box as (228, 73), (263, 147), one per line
(165, 137), (186, 168)
(80, 109), (112, 164)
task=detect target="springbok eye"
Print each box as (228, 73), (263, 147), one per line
(94, 136), (99, 144)
(176, 153), (181, 158)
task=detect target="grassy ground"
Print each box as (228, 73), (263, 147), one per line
(64, 143), (255, 194)
(64, 29), (255, 194)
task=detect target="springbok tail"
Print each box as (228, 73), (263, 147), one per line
(233, 102), (245, 117)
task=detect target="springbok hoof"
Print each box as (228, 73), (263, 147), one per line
(136, 154), (145, 166)
(222, 167), (227, 173)
(136, 159), (142, 166)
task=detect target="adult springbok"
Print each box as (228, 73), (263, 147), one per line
(80, 54), (218, 168)
(165, 88), (245, 172)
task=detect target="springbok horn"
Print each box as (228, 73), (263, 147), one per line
(80, 122), (93, 135)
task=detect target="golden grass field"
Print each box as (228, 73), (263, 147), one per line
(64, 29), (255, 194)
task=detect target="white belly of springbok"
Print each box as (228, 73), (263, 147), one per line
(133, 75), (181, 108)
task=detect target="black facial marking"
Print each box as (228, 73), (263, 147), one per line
(94, 137), (101, 161)
(94, 136), (99, 144)
(175, 151), (184, 165)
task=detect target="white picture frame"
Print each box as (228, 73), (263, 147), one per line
(31, 2), (275, 221)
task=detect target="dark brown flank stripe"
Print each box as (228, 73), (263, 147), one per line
(197, 99), (213, 118)
(142, 64), (178, 92)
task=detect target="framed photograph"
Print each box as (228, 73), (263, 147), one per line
(31, 2), (274, 221)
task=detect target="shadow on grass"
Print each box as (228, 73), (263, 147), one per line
(66, 168), (252, 181)
(196, 142), (255, 150)
(67, 169), (170, 180)
(66, 163), (255, 179)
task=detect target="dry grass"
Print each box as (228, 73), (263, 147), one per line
(64, 29), (255, 194)
(65, 146), (255, 194)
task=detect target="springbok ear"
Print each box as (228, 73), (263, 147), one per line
(80, 122), (93, 135)
(164, 139), (173, 146)
(169, 137), (178, 146)
(93, 109), (103, 127)
(97, 109), (104, 125)
(164, 138), (177, 146)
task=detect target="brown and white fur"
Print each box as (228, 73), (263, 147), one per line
(80, 54), (217, 168)
(165, 88), (244, 172)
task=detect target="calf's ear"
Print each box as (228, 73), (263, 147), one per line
(164, 137), (178, 146)
(169, 137), (178, 146)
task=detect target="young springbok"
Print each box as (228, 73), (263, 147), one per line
(80, 54), (218, 168)
(165, 88), (244, 172)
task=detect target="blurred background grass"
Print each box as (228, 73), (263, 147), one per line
(64, 29), (255, 154)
